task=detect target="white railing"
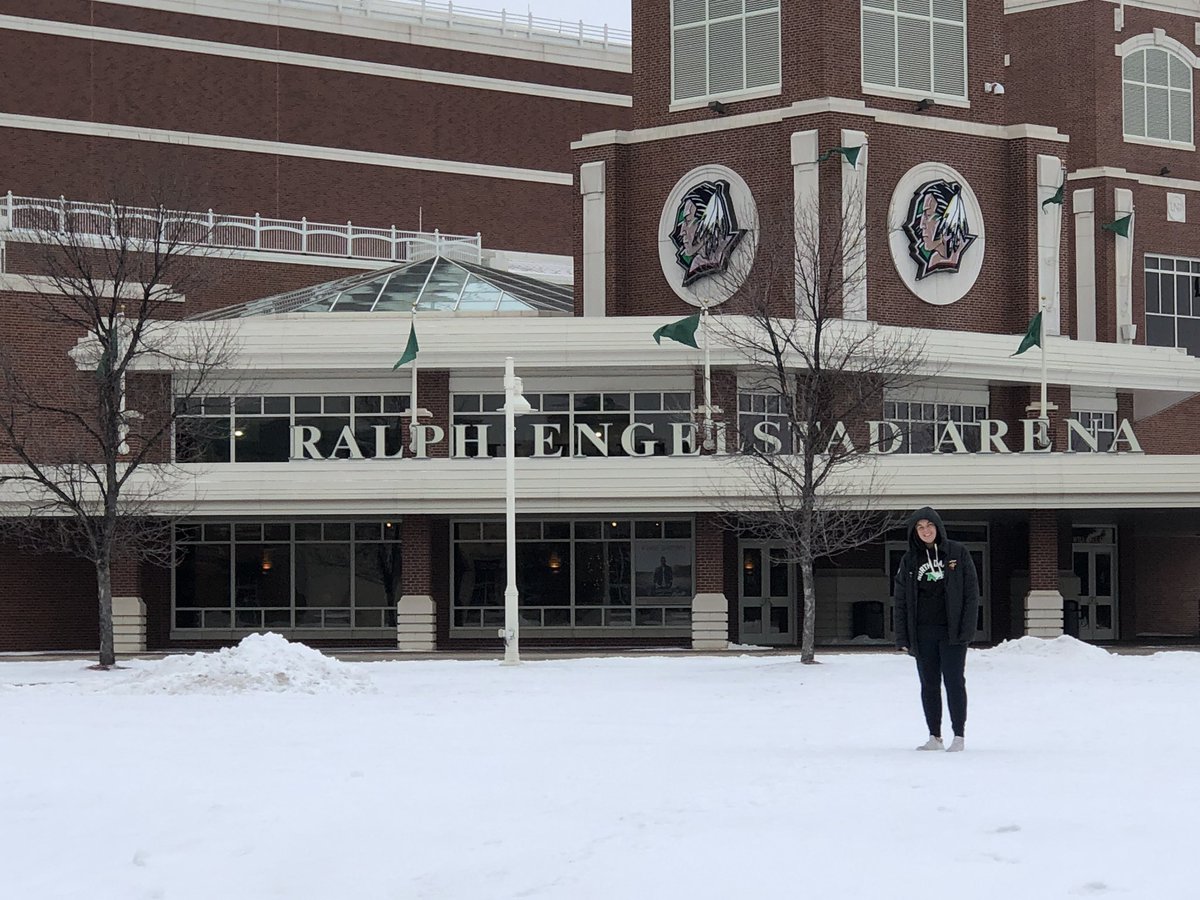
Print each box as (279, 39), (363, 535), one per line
(288, 0), (631, 48)
(0, 192), (483, 265)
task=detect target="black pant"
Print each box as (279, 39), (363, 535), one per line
(914, 627), (968, 738)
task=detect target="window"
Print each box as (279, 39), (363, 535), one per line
(452, 519), (694, 630)
(173, 521), (401, 631)
(1069, 411), (1116, 453)
(672, 0), (781, 104)
(1123, 48), (1193, 145)
(738, 391), (793, 453)
(1144, 255), (1200, 356)
(175, 393), (408, 462)
(883, 398), (987, 453)
(861, 0), (966, 99)
(451, 391), (693, 458)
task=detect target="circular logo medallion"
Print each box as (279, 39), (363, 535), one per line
(658, 165), (757, 308)
(888, 162), (985, 306)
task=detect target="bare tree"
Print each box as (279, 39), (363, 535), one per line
(0, 194), (238, 667)
(712, 183), (931, 663)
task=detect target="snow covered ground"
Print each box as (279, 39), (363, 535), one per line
(1, 634), (1195, 899)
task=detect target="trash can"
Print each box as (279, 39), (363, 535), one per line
(1063, 599), (1080, 638)
(852, 600), (885, 640)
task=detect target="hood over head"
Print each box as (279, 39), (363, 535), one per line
(906, 506), (947, 552)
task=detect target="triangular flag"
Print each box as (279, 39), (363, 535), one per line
(1101, 213), (1132, 237)
(1011, 311), (1042, 357)
(1041, 181), (1064, 211)
(393, 320), (419, 368)
(817, 146), (863, 168)
(652, 314), (701, 349)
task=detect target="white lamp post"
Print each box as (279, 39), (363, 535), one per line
(501, 356), (534, 665)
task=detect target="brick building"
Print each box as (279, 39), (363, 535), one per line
(5, 0), (1200, 654)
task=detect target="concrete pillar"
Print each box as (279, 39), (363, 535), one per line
(397, 595), (436, 652)
(112, 596), (147, 655)
(692, 593), (729, 650)
(1025, 510), (1064, 637)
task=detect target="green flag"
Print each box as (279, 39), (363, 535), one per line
(817, 145), (863, 168)
(1041, 181), (1064, 211)
(652, 314), (701, 349)
(393, 320), (419, 368)
(1101, 213), (1132, 237)
(1012, 311), (1043, 356)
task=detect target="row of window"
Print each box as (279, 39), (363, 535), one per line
(176, 391), (1121, 461)
(672, 3), (1194, 154)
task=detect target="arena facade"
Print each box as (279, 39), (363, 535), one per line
(4, 0), (1200, 654)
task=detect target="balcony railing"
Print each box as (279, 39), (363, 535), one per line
(284, 0), (630, 48)
(0, 192), (483, 265)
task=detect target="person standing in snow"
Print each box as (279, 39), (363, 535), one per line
(893, 506), (981, 752)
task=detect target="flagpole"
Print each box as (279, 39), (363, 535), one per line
(408, 308), (419, 427)
(701, 301), (712, 440)
(1039, 296), (1048, 421)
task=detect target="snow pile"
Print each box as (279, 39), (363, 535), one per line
(977, 634), (1111, 661)
(112, 633), (375, 695)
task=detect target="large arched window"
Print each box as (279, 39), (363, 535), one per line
(1123, 47), (1193, 145)
(671, 0), (781, 105)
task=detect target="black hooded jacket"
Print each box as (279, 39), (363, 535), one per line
(893, 506), (980, 654)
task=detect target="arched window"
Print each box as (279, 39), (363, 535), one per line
(671, 0), (781, 105)
(1123, 47), (1193, 145)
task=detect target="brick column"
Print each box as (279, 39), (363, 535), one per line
(110, 556), (147, 655)
(1025, 510), (1064, 637)
(691, 513), (729, 650)
(398, 516), (435, 651)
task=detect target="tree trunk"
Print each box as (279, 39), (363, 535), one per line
(799, 548), (817, 664)
(96, 554), (116, 668)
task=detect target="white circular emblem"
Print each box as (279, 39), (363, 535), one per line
(888, 162), (985, 306)
(658, 165), (758, 308)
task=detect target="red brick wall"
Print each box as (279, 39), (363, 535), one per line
(401, 515), (432, 596)
(1028, 509), (1059, 592)
(1130, 513), (1200, 637)
(0, 541), (98, 651)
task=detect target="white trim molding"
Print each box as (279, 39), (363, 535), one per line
(1114, 187), (1136, 345)
(1037, 154), (1065, 336)
(0, 15), (632, 108)
(1073, 188), (1098, 342)
(573, 97), (1069, 149)
(580, 160), (607, 317)
(1070, 165), (1200, 191)
(1116, 29), (1200, 69)
(841, 128), (869, 321)
(791, 130), (820, 317)
(0, 113), (573, 186)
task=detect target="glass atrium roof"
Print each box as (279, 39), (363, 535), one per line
(191, 256), (573, 319)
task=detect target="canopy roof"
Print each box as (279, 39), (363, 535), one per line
(192, 256), (573, 319)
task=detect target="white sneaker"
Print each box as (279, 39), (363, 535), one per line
(916, 736), (944, 751)
(946, 736), (965, 752)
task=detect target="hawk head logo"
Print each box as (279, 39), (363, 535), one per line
(669, 179), (747, 287)
(902, 179), (977, 280)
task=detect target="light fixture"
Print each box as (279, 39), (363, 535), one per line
(1159, 166), (1171, 176)
(743, 554), (756, 572)
(548, 550), (562, 572)
(233, 429), (245, 438)
(501, 358), (536, 665)
(707, 99), (728, 115)
(260, 550), (273, 573)
(915, 98), (935, 112)
(984, 81), (1005, 95)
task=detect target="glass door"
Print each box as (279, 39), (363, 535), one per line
(738, 543), (795, 645)
(1072, 542), (1117, 641)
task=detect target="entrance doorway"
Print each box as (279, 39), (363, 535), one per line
(1072, 527), (1118, 640)
(738, 543), (795, 645)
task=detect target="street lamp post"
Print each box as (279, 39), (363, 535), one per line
(501, 356), (533, 665)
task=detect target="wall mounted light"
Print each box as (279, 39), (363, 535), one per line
(743, 553), (757, 572)
(915, 98), (935, 112)
(548, 550), (562, 572)
(984, 82), (1006, 95)
(707, 100), (728, 116)
(260, 550), (273, 573)
(1159, 167), (1171, 176)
